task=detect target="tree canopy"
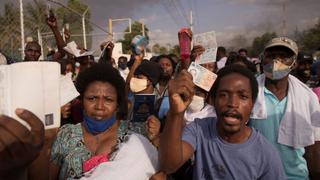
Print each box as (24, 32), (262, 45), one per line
(119, 21), (149, 54)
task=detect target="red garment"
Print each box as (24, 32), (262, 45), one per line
(83, 154), (108, 173)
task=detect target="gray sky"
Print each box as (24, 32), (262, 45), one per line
(1, 0), (320, 50)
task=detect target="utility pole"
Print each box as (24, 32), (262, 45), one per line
(82, 7), (89, 49)
(20, 0), (25, 59)
(37, 29), (44, 60)
(142, 21), (145, 36)
(190, 10), (193, 32)
(141, 21), (146, 55)
(108, 19), (113, 41)
(282, 2), (287, 36)
(190, 10), (193, 49)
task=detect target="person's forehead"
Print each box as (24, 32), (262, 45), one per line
(135, 74), (148, 79)
(159, 58), (171, 64)
(119, 58), (127, 62)
(265, 46), (293, 55)
(26, 43), (40, 50)
(218, 73), (251, 91)
(298, 60), (312, 65)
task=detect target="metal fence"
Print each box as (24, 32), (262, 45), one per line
(0, 0), (110, 61)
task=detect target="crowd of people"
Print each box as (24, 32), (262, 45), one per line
(0, 13), (320, 180)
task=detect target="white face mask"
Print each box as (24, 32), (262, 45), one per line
(130, 77), (148, 93)
(187, 95), (205, 113)
(264, 59), (295, 80)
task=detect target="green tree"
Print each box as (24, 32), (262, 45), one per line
(168, 44), (180, 57)
(56, 0), (93, 49)
(0, 3), (21, 59)
(152, 43), (161, 54)
(24, 0), (54, 57)
(152, 43), (169, 55)
(296, 21), (320, 52)
(249, 32), (277, 56)
(24, 0), (48, 36)
(119, 21), (149, 54)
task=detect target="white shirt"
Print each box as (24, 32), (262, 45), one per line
(118, 68), (129, 81)
(184, 104), (216, 125)
(217, 56), (227, 70)
(81, 133), (159, 180)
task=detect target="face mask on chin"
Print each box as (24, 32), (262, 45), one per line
(130, 77), (148, 93)
(118, 64), (127, 70)
(263, 59), (295, 80)
(187, 95), (205, 113)
(303, 69), (311, 77)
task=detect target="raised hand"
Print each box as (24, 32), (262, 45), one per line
(61, 103), (71, 119)
(146, 115), (161, 141)
(168, 70), (194, 115)
(0, 108), (44, 173)
(45, 14), (57, 29)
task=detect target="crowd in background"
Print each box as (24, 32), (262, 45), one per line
(0, 12), (320, 180)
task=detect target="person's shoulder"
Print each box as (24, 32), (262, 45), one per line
(252, 128), (278, 154)
(57, 123), (82, 137)
(289, 75), (319, 100)
(191, 116), (217, 133)
(194, 116), (216, 125)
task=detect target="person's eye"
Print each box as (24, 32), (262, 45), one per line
(105, 97), (115, 102)
(240, 94), (249, 100)
(218, 93), (227, 98)
(86, 96), (96, 101)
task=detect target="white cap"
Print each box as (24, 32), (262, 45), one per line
(265, 37), (298, 56)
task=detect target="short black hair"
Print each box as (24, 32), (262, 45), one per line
(238, 48), (248, 54)
(118, 56), (128, 62)
(225, 55), (257, 73)
(210, 64), (258, 103)
(25, 41), (41, 50)
(58, 58), (74, 75)
(217, 46), (226, 54)
(155, 54), (177, 70)
(75, 63), (127, 118)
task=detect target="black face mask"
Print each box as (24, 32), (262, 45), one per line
(118, 63), (127, 70)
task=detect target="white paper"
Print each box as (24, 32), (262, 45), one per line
(188, 62), (217, 92)
(60, 72), (79, 106)
(194, 31), (218, 64)
(0, 62), (61, 129)
(63, 41), (94, 57)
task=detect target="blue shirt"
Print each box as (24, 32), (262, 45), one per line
(182, 117), (286, 180)
(250, 88), (309, 180)
(158, 96), (170, 119)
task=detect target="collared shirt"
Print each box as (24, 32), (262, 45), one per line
(250, 88), (308, 180)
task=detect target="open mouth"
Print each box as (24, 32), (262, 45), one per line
(223, 116), (240, 125)
(222, 112), (242, 125)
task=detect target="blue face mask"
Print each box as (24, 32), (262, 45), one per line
(83, 112), (117, 135)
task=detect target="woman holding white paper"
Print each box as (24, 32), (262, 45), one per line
(49, 63), (160, 180)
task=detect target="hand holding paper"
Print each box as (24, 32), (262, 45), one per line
(188, 62), (217, 92)
(63, 41), (94, 57)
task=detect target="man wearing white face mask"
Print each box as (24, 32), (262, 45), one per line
(250, 37), (320, 179)
(129, 60), (161, 95)
(184, 86), (216, 125)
